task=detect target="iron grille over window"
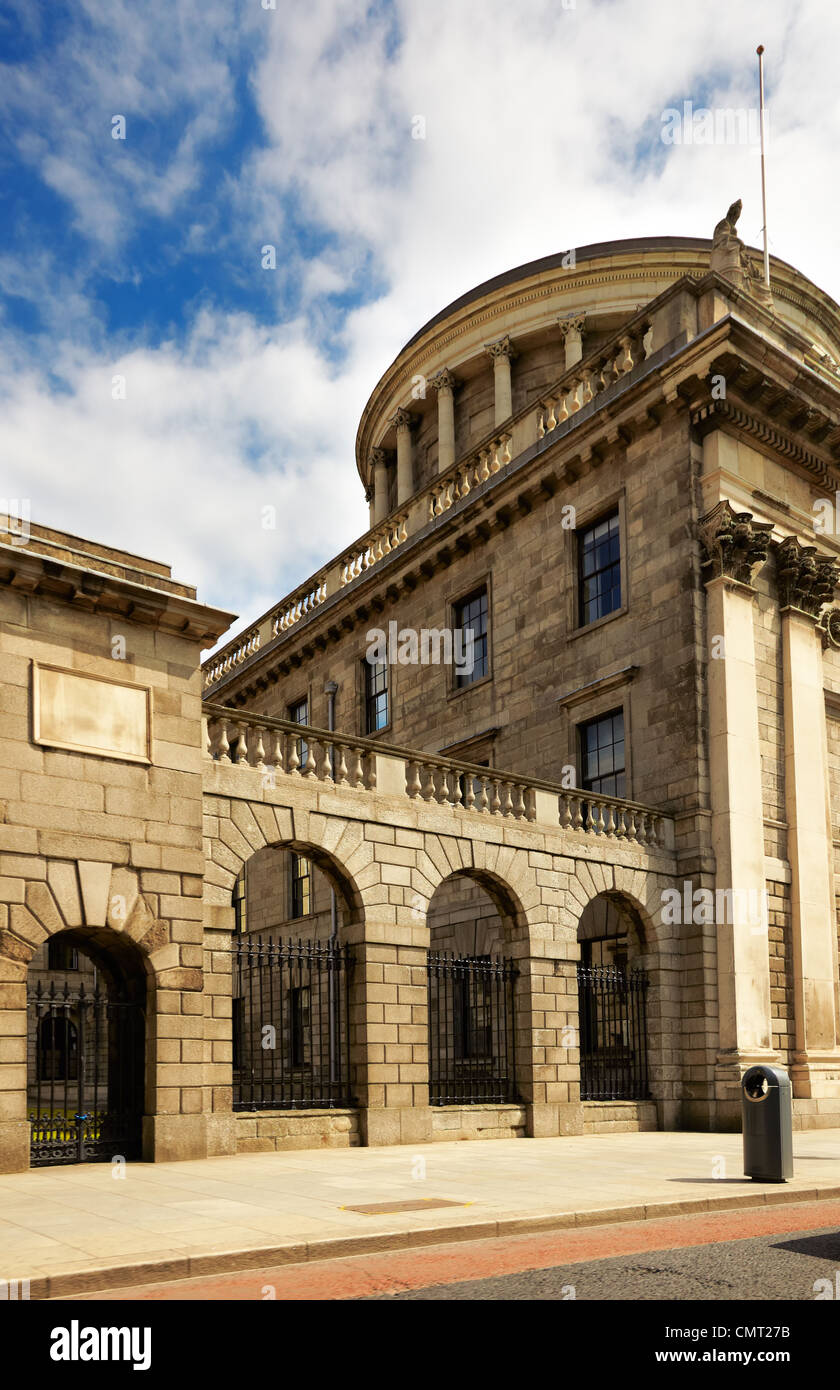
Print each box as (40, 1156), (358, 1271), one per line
(454, 588), (489, 687)
(363, 659), (389, 732)
(578, 510), (621, 625)
(579, 708), (626, 799)
(577, 963), (650, 1100)
(427, 951), (517, 1104)
(232, 937), (353, 1110)
(290, 853), (311, 918)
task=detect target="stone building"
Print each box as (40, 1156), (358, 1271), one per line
(3, 212), (840, 1171)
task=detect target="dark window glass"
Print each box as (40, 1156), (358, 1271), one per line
(290, 853), (311, 919)
(454, 587), (489, 688)
(38, 1015), (78, 1081)
(290, 986), (310, 1068)
(454, 966), (492, 1060)
(364, 659), (389, 733)
(579, 709), (626, 799)
(288, 697), (309, 768)
(232, 870), (246, 934)
(578, 511), (621, 625)
(47, 938), (79, 971)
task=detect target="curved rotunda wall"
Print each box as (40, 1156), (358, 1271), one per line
(356, 237), (840, 506)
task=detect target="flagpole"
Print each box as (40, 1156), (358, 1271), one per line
(757, 44), (770, 289)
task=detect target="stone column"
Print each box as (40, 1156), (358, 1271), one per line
(559, 312), (585, 369)
(699, 502), (776, 1101)
(485, 336), (515, 427)
(390, 409), (414, 507)
(344, 923), (433, 1147)
(431, 368), (457, 474)
(776, 537), (840, 1101)
(371, 447), (389, 525)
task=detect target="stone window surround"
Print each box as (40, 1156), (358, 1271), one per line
(556, 664), (639, 800)
(567, 489), (630, 641)
(444, 568), (494, 702)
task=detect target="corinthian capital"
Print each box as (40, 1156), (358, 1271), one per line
(370, 447), (387, 471)
(698, 500), (773, 585)
(431, 367), (457, 395)
(390, 407), (414, 432)
(558, 312), (586, 338)
(775, 535), (839, 617)
(485, 334), (516, 363)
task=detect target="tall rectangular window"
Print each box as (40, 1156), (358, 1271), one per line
(47, 938), (79, 970)
(288, 696), (308, 768)
(290, 852), (311, 919)
(363, 659), (389, 733)
(578, 510), (621, 626)
(579, 709), (626, 798)
(290, 986), (310, 1068)
(454, 587), (489, 688)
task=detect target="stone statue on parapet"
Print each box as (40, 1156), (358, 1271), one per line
(710, 198), (772, 308)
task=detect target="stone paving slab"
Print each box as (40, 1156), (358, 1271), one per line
(1, 1129), (839, 1298)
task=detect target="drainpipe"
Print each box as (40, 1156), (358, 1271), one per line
(325, 681), (339, 1086)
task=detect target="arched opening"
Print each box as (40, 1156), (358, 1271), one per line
(230, 842), (358, 1113)
(27, 926), (147, 1167)
(426, 871), (519, 1107)
(576, 893), (650, 1102)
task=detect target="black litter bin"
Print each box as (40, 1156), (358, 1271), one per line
(742, 1064), (793, 1182)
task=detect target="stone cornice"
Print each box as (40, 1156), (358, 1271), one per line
(691, 398), (839, 489)
(0, 543), (235, 644)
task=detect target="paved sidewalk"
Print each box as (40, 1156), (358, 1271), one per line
(2, 1129), (840, 1298)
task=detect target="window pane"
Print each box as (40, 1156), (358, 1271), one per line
(455, 587), (489, 688)
(579, 709), (626, 798)
(578, 511), (621, 625)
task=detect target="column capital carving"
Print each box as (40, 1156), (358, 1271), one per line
(698, 500), (773, 584)
(389, 407), (414, 432)
(370, 446), (388, 470)
(774, 535), (840, 618)
(558, 311), (586, 338)
(484, 334), (517, 363)
(430, 367), (457, 395)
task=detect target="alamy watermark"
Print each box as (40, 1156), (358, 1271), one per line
(366, 621), (475, 677)
(661, 102), (767, 147)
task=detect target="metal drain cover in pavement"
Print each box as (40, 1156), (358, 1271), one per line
(341, 1198), (471, 1215)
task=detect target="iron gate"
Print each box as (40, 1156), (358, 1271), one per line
(28, 981), (144, 1166)
(577, 963), (650, 1100)
(427, 951), (518, 1105)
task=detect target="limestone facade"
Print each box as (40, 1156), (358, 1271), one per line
(4, 228), (840, 1171)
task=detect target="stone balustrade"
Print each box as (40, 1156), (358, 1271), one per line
(537, 317), (652, 441)
(427, 434), (512, 521)
(202, 311), (656, 691)
(203, 703), (673, 849)
(339, 512), (408, 587)
(558, 790), (667, 846)
(202, 626), (262, 688)
(271, 575), (328, 637)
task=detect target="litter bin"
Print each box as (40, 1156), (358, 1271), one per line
(742, 1064), (793, 1182)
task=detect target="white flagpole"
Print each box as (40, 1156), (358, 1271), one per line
(757, 44), (770, 288)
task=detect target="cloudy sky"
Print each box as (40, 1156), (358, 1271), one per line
(1, 0), (838, 648)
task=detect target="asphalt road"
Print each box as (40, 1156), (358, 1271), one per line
(364, 1225), (840, 1300)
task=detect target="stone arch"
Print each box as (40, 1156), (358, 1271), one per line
(568, 865), (682, 1129)
(425, 865), (527, 956)
(203, 798), (365, 927)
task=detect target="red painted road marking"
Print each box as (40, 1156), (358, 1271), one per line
(78, 1198), (840, 1301)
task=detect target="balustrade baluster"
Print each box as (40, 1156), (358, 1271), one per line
(336, 744), (349, 786)
(490, 780), (502, 815)
(253, 726), (266, 770)
(501, 781), (514, 816)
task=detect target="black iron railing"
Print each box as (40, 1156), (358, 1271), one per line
(232, 936), (353, 1110)
(427, 951), (517, 1106)
(577, 963), (650, 1101)
(27, 980), (144, 1166)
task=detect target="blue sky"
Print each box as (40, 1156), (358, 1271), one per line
(1, 0), (839, 647)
